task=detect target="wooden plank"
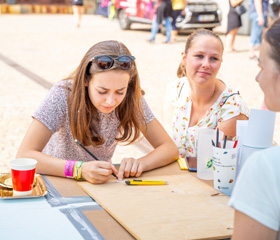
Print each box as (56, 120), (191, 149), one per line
(46, 175), (88, 197)
(78, 173), (234, 240)
(83, 210), (135, 240)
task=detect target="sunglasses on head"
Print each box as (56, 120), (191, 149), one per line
(92, 55), (135, 70)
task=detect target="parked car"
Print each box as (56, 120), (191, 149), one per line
(114, 0), (222, 32)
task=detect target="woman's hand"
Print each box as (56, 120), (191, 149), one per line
(81, 161), (118, 184)
(118, 158), (145, 180)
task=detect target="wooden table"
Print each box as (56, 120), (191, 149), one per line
(1, 162), (233, 240)
(48, 162), (233, 239)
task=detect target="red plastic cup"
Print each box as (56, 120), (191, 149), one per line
(10, 158), (37, 195)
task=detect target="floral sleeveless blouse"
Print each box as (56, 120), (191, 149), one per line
(169, 77), (249, 158)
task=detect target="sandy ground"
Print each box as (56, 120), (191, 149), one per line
(0, 14), (279, 173)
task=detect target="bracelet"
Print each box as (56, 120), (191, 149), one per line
(65, 160), (76, 178)
(73, 161), (84, 180)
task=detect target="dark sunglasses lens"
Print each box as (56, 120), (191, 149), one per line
(96, 56), (113, 69)
(118, 56), (133, 70)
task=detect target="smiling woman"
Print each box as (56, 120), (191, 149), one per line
(16, 40), (179, 184)
(165, 29), (249, 166)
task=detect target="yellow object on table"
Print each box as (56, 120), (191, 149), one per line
(177, 158), (188, 170)
(125, 180), (167, 185)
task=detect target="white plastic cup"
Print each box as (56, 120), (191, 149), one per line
(212, 142), (238, 197)
(197, 129), (223, 180)
(10, 158), (37, 195)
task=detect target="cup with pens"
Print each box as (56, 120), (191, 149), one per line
(212, 128), (238, 197)
(196, 128), (224, 180)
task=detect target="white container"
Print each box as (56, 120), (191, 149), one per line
(197, 129), (223, 180)
(212, 143), (238, 197)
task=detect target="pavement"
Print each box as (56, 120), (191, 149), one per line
(0, 14), (279, 172)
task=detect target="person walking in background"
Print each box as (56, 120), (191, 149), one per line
(171, 0), (186, 42)
(72, 0), (84, 28)
(268, 0), (280, 23)
(229, 18), (280, 240)
(248, 0), (269, 59)
(148, 0), (173, 43)
(225, 0), (245, 52)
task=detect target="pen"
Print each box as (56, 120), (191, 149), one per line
(223, 135), (227, 149)
(233, 139), (238, 148)
(216, 128), (219, 148)
(75, 139), (118, 179)
(125, 180), (167, 185)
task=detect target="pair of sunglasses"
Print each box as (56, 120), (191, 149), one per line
(92, 55), (135, 70)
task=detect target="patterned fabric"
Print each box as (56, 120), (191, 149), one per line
(168, 77), (249, 158)
(32, 80), (155, 162)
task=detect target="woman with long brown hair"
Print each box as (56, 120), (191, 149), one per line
(16, 40), (178, 184)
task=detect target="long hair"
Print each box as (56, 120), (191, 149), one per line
(265, 18), (280, 67)
(64, 40), (145, 146)
(177, 29), (224, 78)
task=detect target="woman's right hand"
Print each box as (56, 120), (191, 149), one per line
(81, 161), (117, 184)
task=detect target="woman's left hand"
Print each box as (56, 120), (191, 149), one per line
(117, 158), (145, 180)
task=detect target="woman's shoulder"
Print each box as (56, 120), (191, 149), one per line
(48, 80), (72, 97)
(220, 85), (247, 105)
(214, 84), (249, 118)
(166, 77), (189, 103)
(221, 84), (237, 95)
(240, 145), (280, 180)
(32, 80), (71, 133)
(37, 80), (73, 112)
(53, 79), (72, 89)
(141, 96), (155, 123)
(257, 145), (280, 161)
(167, 76), (187, 88)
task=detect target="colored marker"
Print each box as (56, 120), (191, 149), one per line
(233, 139), (238, 148)
(125, 180), (167, 185)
